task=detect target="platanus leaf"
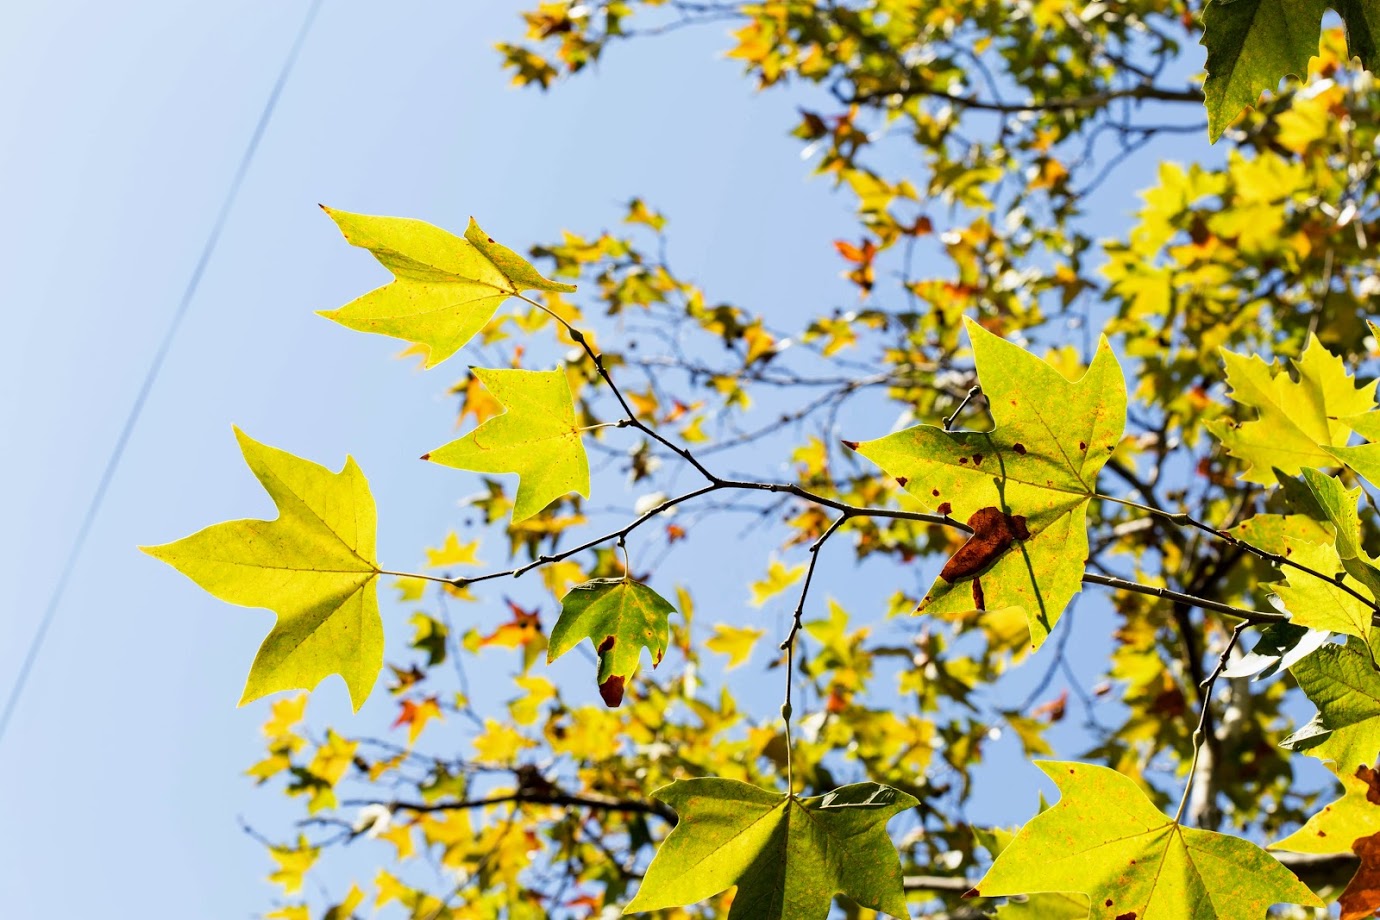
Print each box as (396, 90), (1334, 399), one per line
(1273, 761), (1380, 920)
(549, 578), (675, 707)
(1206, 338), (1376, 485)
(424, 367), (590, 523)
(624, 778), (917, 918)
(319, 208), (574, 369)
(141, 428), (382, 710)
(852, 317), (1125, 649)
(970, 761), (1322, 917)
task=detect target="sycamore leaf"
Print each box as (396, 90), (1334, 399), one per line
(425, 367), (590, 523)
(705, 624), (765, 669)
(852, 318), (1125, 649)
(1273, 762), (1380, 920)
(624, 779), (917, 919)
(1200, 0), (1327, 142)
(1201, 0), (1380, 142)
(1271, 539), (1374, 640)
(1234, 474), (1379, 642)
(1285, 636), (1380, 773)
(1206, 338), (1376, 485)
(549, 578), (675, 707)
(319, 208), (574, 369)
(1329, 402), (1380, 487)
(267, 835), (319, 895)
(749, 558), (806, 608)
(141, 428), (382, 710)
(970, 761), (1322, 917)
(424, 532), (483, 568)
(392, 696), (443, 747)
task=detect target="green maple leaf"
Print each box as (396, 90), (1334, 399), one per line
(424, 367), (590, 523)
(141, 428), (382, 710)
(319, 207), (575, 369)
(548, 578), (676, 707)
(1285, 636), (1380, 774)
(1273, 761), (1380, 920)
(624, 779), (917, 919)
(1206, 338), (1376, 486)
(970, 762), (1322, 918)
(851, 317), (1125, 649)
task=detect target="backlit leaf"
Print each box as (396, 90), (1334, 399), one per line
(1273, 762), (1380, 920)
(319, 208), (574, 369)
(852, 318), (1125, 649)
(141, 428), (382, 710)
(970, 761), (1322, 917)
(625, 779), (917, 918)
(1206, 338), (1376, 485)
(1201, 0), (1327, 142)
(424, 367), (590, 523)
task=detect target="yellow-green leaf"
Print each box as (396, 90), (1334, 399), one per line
(141, 428), (382, 710)
(1284, 636), (1380, 774)
(1206, 338), (1376, 485)
(319, 208), (574, 369)
(971, 761), (1322, 917)
(424, 367), (590, 523)
(852, 318), (1125, 649)
(625, 779), (917, 919)
(1272, 761), (1380, 920)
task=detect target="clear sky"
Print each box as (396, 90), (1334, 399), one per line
(0, 3), (1210, 918)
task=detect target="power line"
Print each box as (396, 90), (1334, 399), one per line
(0, 0), (326, 749)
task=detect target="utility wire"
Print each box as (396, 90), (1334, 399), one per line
(0, 0), (326, 749)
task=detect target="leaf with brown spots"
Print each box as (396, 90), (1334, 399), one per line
(1274, 761), (1380, 920)
(547, 578), (675, 707)
(851, 318), (1126, 648)
(974, 762), (1322, 918)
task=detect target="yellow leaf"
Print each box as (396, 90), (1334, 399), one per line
(749, 559), (806, 608)
(473, 718), (535, 763)
(318, 208), (574, 369)
(705, 625), (765, 669)
(267, 835), (319, 895)
(425, 532), (483, 568)
(141, 429), (382, 710)
(425, 368), (590, 523)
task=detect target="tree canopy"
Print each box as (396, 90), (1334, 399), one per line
(144, 2), (1380, 917)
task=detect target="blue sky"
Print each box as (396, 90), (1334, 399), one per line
(0, 3), (1221, 917)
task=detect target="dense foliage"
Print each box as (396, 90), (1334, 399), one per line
(144, 2), (1380, 917)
